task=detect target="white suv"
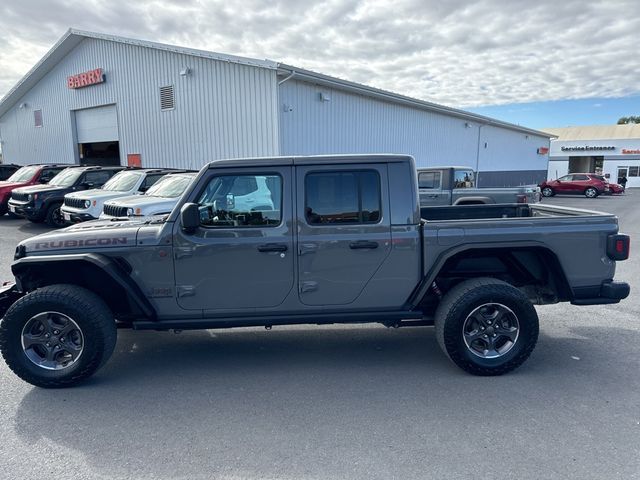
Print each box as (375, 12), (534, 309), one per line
(61, 169), (172, 223)
(100, 172), (197, 219)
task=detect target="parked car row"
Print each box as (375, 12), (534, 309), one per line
(0, 164), (197, 227)
(539, 173), (625, 198)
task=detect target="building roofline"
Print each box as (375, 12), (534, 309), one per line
(1, 28), (554, 141)
(0, 28), (277, 117)
(276, 63), (556, 139)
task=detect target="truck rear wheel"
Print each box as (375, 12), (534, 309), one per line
(0, 284), (117, 388)
(434, 278), (539, 376)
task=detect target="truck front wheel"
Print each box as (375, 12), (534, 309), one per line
(434, 278), (539, 376)
(0, 284), (117, 388)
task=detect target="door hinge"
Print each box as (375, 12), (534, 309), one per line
(299, 281), (318, 293)
(176, 285), (196, 298)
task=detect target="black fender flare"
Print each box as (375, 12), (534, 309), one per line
(11, 253), (156, 320)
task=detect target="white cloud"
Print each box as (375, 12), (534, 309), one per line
(1, 0), (639, 108)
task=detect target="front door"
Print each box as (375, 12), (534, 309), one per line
(173, 167), (294, 311)
(296, 163), (392, 306)
(617, 168), (628, 184)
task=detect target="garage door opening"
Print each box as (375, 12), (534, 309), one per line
(568, 156), (604, 174)
(79, 141), (121, 166)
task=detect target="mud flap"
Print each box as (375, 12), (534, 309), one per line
(0, 283), (22, 319)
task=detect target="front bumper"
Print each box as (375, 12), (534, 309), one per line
(60, 208), (97, 224)
(571, 281), (631, 305)
(7, 200), (36, 218)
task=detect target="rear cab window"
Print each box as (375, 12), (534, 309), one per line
(453, 169), (475, 188)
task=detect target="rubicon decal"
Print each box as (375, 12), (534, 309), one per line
(34, 238), (128, 249)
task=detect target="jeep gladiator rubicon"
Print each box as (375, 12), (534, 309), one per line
(417, 166), (540, 206)
(0, 154), (630, 387)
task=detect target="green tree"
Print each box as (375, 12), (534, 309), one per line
(618, 116), (640, 124)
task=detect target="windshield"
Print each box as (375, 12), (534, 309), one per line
(6, 166), (39, 183)
(145, 174), (195, 198)
(49, 168), (82, 187)
(103, 171), (142, 192)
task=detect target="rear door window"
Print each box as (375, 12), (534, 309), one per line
(305, 170), (381, 225)
(418, 171), (442, 189)
(453, 170), (475, 188)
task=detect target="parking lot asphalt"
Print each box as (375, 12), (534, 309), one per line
(0, 193), (638, 480)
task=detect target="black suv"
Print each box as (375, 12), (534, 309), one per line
(0, 164), (20, 181)
(9, 165), (124, 227)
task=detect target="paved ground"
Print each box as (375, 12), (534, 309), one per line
(0, 194), (638, 480)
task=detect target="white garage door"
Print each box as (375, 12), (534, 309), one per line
(75, 105), (118, 143)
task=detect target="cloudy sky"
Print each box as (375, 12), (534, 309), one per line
(1, 0), (639, 114)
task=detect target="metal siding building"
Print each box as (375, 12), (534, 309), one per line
(0, 30), (551, 187)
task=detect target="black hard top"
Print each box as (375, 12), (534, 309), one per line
(206, 154), (415, 169)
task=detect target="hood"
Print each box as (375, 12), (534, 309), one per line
(0, 180), (31, 191)
(17, 216), (162, 255)
(66, 188), (129, 200)
(13, 184), (68, 195)
(105, 194), (177, 208)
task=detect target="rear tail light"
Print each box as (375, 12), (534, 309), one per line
(516, 194), (528, 203)
(607, 234), (630, 260)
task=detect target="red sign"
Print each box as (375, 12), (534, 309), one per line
(537, 147), (549, 155)
(622, 149), (640, 154)
(67, 68), (104, 89)
(127, 154), (142, 168)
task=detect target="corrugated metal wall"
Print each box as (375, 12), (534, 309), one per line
(278, 79), (549, 186)
(0, 38), (280, 169)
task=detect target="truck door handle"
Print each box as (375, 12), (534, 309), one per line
(257, 243), (288, 253)
(349, 240), (379, 250)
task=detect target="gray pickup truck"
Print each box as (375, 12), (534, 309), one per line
(418, 166), (540, 206)
(0, 154), (630, 387)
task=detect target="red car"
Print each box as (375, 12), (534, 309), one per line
(0, 164), (68, 216)
(539, 173), (609, 198)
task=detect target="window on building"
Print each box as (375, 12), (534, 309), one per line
(418, 171), (442, 189)
(453, 169), (475, 188)
(305, 170), (381, 225)
(34, 109), (43, 127)
(160, 85), (175, 111)
(197, 174), (282, 227)
(628, 166), (639, 177)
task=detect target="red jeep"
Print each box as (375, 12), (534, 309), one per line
(0, 164), (68, 216)
(540, 173), (609, 199)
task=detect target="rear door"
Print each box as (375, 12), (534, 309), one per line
(296, 163), (392, 306)
(173, 166), (295, 311)
(418, 170), (450, 205)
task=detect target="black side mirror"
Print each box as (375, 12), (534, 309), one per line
(80, 182), (94, 189)
(180, 203), (200, 233)
(39, 177), (50, 184)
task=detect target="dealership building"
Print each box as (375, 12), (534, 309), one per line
(0, 29), (552, 187)
(545, 124), (640, 187)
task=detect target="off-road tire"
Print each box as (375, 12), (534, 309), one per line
(0, 284), (117, 388)
(435, 277), (539, 376)
(44, 202), (65, 227)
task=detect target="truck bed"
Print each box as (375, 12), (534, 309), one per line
(420, 203), (621, 297)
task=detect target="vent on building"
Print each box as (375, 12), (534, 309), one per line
(160, 85), (175, 111)
(34, 109), (43, 127)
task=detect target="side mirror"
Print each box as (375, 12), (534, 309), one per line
(39, 177), (50, 184)
(138, 186), (149, 193)
(226, 193), (235, 210)
(80, 182), (94, 189)
(180, 203), (200, 233)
